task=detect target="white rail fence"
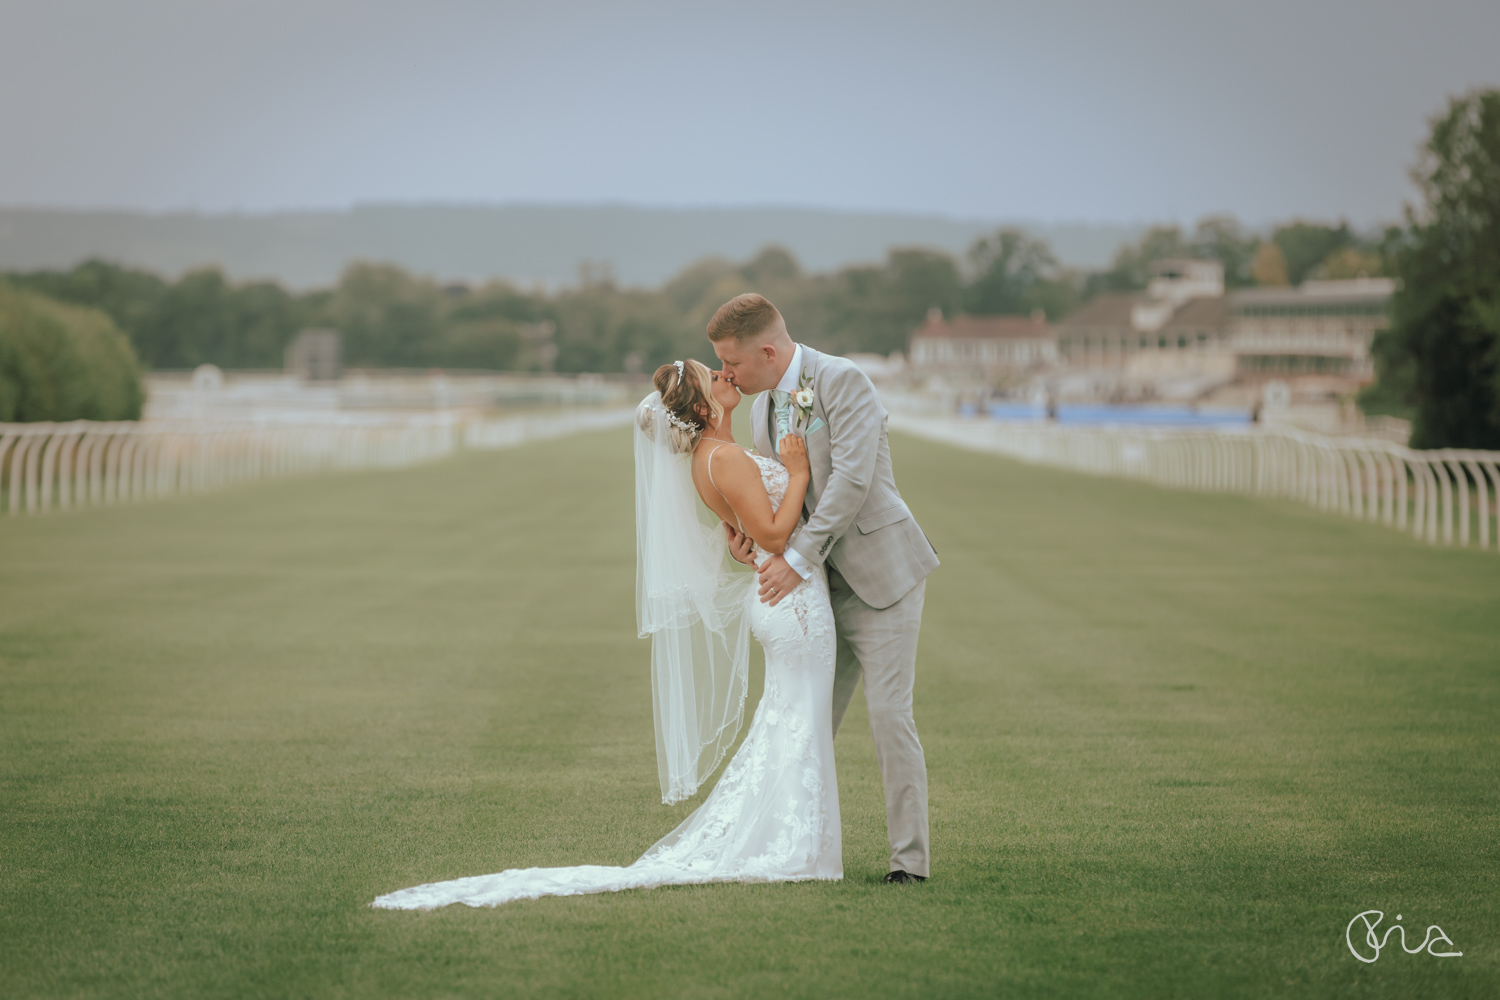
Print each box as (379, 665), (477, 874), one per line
(15, 408), (1498, 552)
(0, 409), (634, 516)
(892, 415), (1500, 553)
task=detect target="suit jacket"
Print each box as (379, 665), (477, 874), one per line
(752, 345), (939, 610)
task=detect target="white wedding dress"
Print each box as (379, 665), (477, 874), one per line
(372, 449), (841, 910)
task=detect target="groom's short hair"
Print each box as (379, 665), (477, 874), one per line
(706, 293), (783, 342)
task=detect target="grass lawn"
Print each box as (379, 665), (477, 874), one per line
(1, 425), (1496, 998)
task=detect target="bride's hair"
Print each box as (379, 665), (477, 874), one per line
(642, 359), (721, 453)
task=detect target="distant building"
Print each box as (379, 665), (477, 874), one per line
(908, 308), (1055, 378)
(1055, 260), (1231, 374)
(285, 329), (342, 382)
(1053, 262), (1390, 383)
(1226, 278), (1393, 379)
(1131, 258), (1226, 334)
(1053, 293), (1142, 370)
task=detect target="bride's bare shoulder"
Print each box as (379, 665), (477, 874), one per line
(695, 441), (759, 483)
(695, 440), (751, 467)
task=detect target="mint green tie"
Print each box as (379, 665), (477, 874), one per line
(771, 389), (792, 448)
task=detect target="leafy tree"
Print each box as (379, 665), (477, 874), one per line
(138, 268), (305, 369)
(887, 248), (962, 321)
(7, 260), (304, 369)
(547, 283), (702, 375)
(321, 262), (446, 368)
(1087, 217), (1261, 295)
(860, 248), (966, 353)
(1365, 88), (1500, 448)
(963, 228), (1074, 317)
(1085, 225), (1190, 294)
(1251, 243), (1290, 286)
(437, 280), (551, 370)
(660, 257), (737, 315)
(1372, 224), (1408, 279)
(1193, 216), (1260, 287)
(7, 259), (169, 342)
(806, 264), (898, 358)
(739, 246), (802, 285)
(0, 283), (144, 421)
(1270, 221), (1354, 286)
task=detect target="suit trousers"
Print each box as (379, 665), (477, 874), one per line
(827, 566), (930, 878)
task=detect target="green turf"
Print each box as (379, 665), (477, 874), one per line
(1, 426), (1496, 999)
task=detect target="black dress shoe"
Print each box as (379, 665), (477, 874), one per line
(883, 870), (927, 884)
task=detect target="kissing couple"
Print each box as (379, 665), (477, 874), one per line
(374, 293), (939, 909)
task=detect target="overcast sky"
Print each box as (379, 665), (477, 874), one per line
(1, 0), (1495, 227)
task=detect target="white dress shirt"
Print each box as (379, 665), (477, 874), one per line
(769, 345), (813, 581)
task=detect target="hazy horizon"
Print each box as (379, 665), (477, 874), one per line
(1, 198), (1163, 228)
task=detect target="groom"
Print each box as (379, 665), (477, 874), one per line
(709, 293), (940, 883)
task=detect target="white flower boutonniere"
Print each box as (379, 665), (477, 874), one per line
(793, 371), (815, 429)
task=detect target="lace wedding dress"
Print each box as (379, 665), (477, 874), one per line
(372, 449), (841, 910)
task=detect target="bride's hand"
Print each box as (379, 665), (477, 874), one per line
(778, 434), (809, 477)
(723, 521), (756, 566)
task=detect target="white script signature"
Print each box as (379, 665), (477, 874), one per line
(1346, 911), (1462, 963)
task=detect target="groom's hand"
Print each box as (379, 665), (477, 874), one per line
(723, 522), (755, 566)
(757, 554), (803, 606)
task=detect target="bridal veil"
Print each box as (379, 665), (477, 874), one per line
(634, 392), (752, 804)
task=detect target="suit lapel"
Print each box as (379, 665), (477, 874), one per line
(799, 345), (825, 438)
(799, 344), (820, 399)
(797, 346), (828, 504)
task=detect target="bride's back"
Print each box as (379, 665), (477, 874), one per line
(691, 440), (755, 527)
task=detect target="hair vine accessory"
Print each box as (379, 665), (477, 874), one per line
(663, 407), (698, 435)
(673, 359), (685, 382)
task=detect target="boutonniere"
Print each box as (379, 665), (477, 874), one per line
(793, 370), (815, 429)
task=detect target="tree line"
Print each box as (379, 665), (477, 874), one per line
(4, 218), (1393, 376)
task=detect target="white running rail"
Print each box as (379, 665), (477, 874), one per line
(893, 415), (1500, 553)
(0, 409), (635, 516)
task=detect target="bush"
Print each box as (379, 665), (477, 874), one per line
(0, 283), (145, 423)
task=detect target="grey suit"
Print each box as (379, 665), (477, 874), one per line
(753, 345), (939, 877)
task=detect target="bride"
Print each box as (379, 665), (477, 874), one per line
(372, 358), (840, 909)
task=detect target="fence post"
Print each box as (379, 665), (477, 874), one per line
(1462, 455), (1490, 551)
(1443, 454), (1470, 547)
(1432, 458), (1454, 545)
(0, 429), (19, 515)
(39, 427), (67, 513)
(1481, 459), (1500, 553)
(23, 425), (54, 514)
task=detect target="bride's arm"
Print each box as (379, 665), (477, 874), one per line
(705, 442), (809, 555)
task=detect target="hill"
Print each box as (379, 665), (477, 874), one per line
(0, 204), (1143, 289)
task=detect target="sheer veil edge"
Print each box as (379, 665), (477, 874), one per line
(635, 392), (753, 804)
